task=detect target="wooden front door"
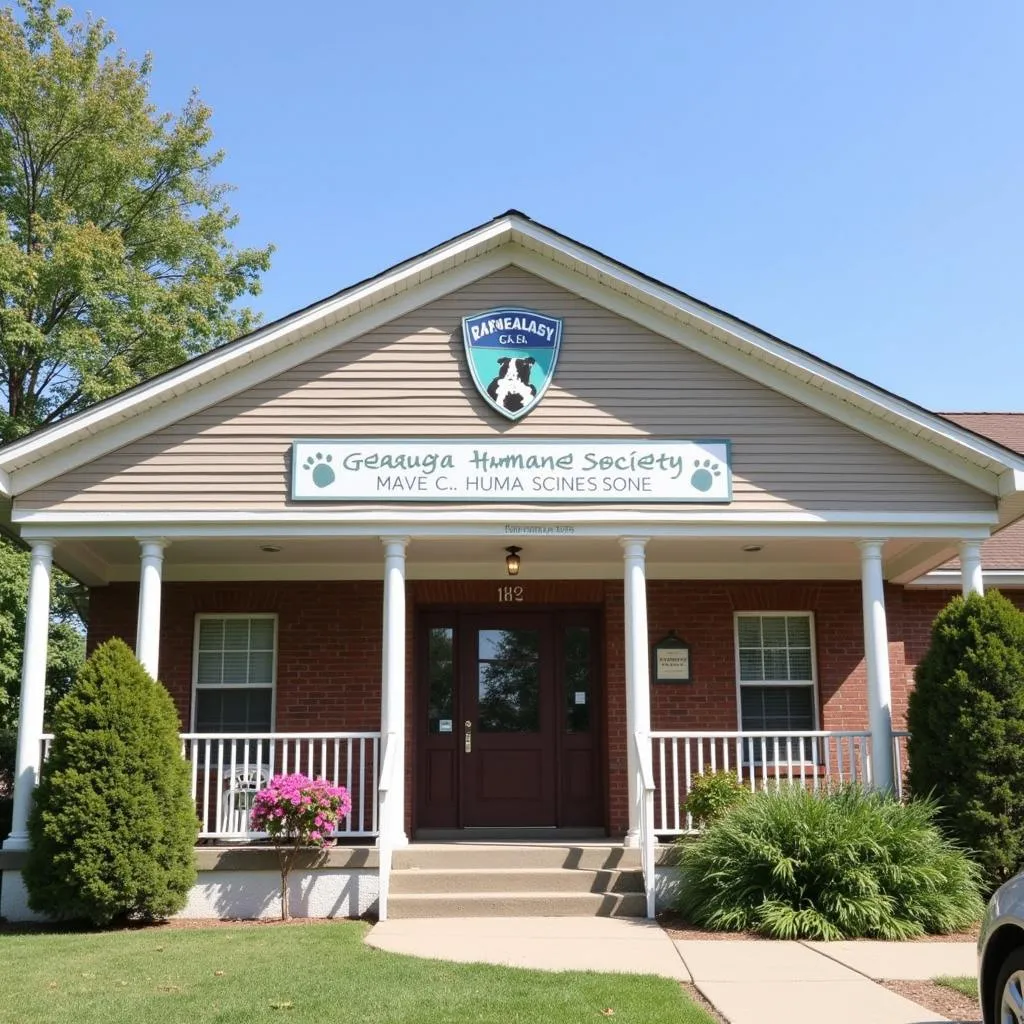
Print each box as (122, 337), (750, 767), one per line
(416, 608), (602, 830)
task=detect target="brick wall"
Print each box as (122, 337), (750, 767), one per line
(89, 578), (1022, 838)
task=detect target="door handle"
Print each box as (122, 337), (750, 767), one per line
(464, 720), (472, 753)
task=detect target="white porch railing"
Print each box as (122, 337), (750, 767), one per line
(376, 731), (398, 922)
(40, 732), (382, 840)
(178, 732), (381, 839)
(650, 730), (875, 834)
(632, 731), (657, 919)
(892, 729), (909, 801)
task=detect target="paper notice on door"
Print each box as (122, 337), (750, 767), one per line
(574, 692), (587, 705)
(439, 719), (453, 733)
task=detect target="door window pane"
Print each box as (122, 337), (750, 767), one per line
(564, 626), (591, 733)
(427, 627), (455, 735)
(477, 628), (540, 733)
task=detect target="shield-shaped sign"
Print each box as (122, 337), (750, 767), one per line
(462, 307), (563, 421)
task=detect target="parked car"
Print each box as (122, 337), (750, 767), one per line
(979, 871), (1024, 1024)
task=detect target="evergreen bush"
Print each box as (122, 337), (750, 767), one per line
(674, 785), (983, 939)
(23, 638), (198, 925)
(907, 591), (1024, 887)
(685, 770), (749, 828)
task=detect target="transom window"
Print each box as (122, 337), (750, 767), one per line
(735, 613), (817, 757)
(192, 615), (276, 733)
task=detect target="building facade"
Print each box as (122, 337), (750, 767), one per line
(2, 212), (1024, 919)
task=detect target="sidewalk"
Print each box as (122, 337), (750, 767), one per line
(366, 917), (978, 1024)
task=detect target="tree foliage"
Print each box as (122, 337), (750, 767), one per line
(0, 538), (83, 732)
(0, 0), (272, 442)
(24, 637), (198, 924)
(907, 590), (1024, 887)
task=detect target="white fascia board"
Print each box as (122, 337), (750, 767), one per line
(14, 510), (996, 542)
(510, 249), (1007, 495)
(0, 220), (515, 481)
(0, 467), (10, 498)
(512, 223), (1024, 485)
(104, 559), (866, 584)
(999, 469), (1024, 498)
(908, 569), (1024, 589)
(7, 251), (511, 496)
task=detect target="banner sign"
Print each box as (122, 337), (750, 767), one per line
(291, 439), (731, 503)
(462, 308), (563, 421)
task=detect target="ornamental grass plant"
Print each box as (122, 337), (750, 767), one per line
(675, 784), (983, 940)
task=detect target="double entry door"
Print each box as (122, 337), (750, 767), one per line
(416, 608), (602, 830)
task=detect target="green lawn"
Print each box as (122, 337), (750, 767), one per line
(934, 975), (979, 999)
(0, 921), (714, 1024)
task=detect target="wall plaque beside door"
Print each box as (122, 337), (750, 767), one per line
(652, 632), (692, 684)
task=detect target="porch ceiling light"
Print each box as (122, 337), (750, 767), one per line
(505, 546), (522, 576)
(742, 544), (763, 553)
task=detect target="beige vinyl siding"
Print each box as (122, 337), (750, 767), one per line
(16, 267), (993, 514)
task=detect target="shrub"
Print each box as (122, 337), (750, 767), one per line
(675, 785), (984, 940)
(685, 771), (749, 828)
(250, 774), (351, 919)
(907, 591), (1024, 887)
(23, 638), (199, 925)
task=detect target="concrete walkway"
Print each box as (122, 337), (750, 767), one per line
(366, 918), (978, 1023)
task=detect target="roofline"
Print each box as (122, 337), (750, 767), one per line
(2, 209), (1024, 498)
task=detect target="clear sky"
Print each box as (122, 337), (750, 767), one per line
(85, 0), (1023, 412)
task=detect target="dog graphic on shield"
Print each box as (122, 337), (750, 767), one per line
(462, 307), (563, 421)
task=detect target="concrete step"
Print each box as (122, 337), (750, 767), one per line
(386, 890), (648, 919)
(389, 866), (644, 895)
(392, 843), (641, 871)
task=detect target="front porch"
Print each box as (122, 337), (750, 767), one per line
(0, 531), (988, 922)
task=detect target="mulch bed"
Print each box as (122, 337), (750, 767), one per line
(881, 980), (980, 1023)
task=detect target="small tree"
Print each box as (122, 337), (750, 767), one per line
(907, 591), (1024, 887)
(23, 638), (198, 924)
(250, 774), (351, 920)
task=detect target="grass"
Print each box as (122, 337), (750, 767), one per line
(0, 920), (714, 1024)
(934, 975), (979, 1000)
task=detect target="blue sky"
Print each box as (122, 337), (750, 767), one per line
(90, 0), (1023, 411)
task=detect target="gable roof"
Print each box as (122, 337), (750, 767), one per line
(2, 210), (1024, 523)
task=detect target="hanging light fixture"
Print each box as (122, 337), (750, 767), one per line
(505, 546), (522, 576)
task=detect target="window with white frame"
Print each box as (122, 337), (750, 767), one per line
(735, 613), (817, 759)
(193, 615), (276, 733)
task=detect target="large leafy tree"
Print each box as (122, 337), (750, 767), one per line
(0, 0), (272, 442)
(0, 0), (271, 759)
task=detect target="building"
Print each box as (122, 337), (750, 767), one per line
(2, 211), (1024, 920)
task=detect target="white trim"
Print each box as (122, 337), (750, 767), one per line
(732, 612), (820, 744)
(909, 569), (1024, 589)
(104, 559), (878, 583)
(1, 214), (1022, 504)
(12, 508), (999, 531)
(190, 613), (279, 733)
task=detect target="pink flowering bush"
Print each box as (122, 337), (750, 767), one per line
(250, 773), (352, 919)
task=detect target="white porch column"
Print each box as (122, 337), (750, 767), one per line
(621, 537), (651, 847)
(380, 537), (409, 848)
(135, 540), (167, 679)
(3, 540), (54, 851)
(959, 540), (984, 597)
(858, 540), (894, 794)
